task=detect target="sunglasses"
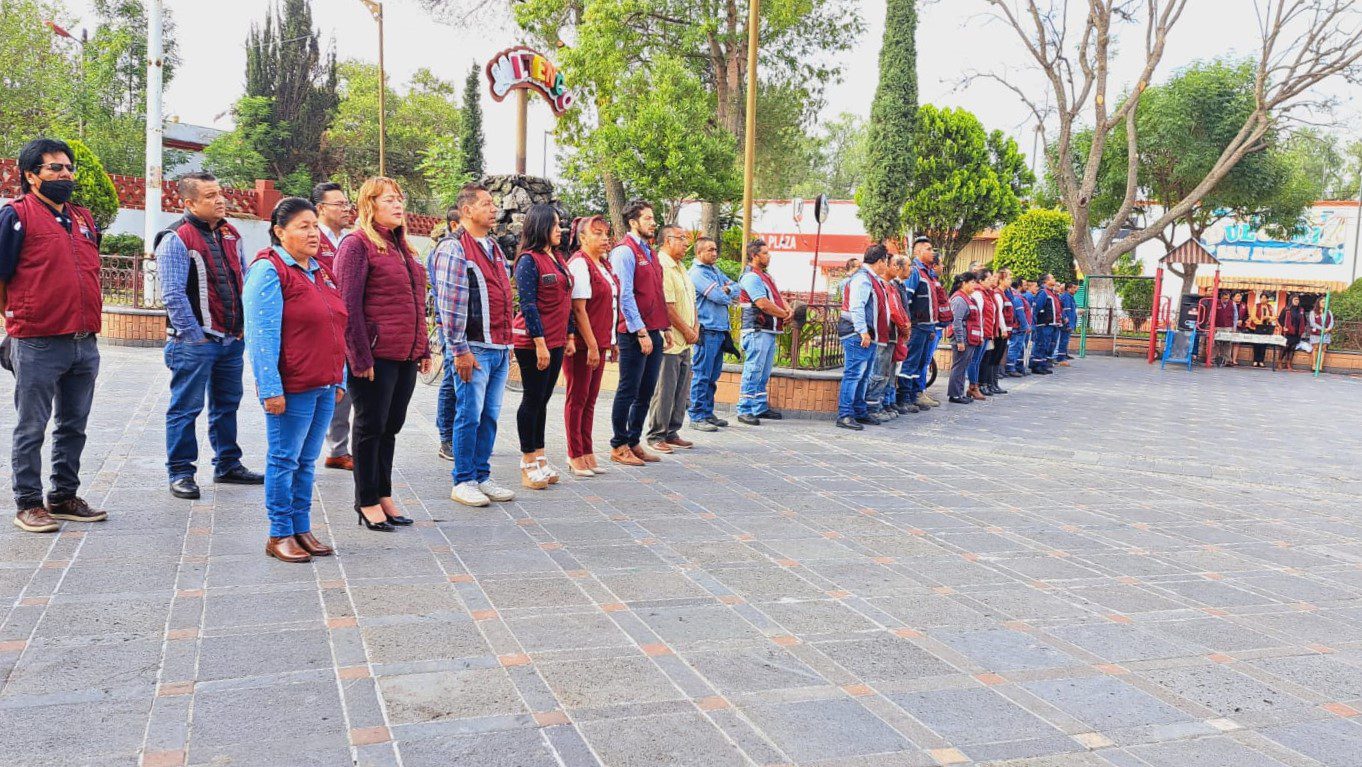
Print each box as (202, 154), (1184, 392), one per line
(38, 163), (76, 173)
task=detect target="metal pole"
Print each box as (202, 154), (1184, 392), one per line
(1078, 275), (1090, 358)
(515, 90), (528, 175)
(807, 219), (823, 302)
(1351, 175), (1362, 284)
(739, 0), (760, 269)
(143, 0), (164, 304)
(1147, 267), (1164, 364)
(376, 3), (386, 177)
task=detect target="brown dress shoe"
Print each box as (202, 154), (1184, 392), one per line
(47, 497), (107, 523)
(610, 445), (645, 466)
(969, 385), (987, 401)
(13, 507), (59, 533)
(631, 445), (661, 463)
(293, 531), (334, 557)
(647, 441), (675, 454)
(325, 455), (355, 471)
(265, 536), (312, 563)
(665, 436), (694, 449)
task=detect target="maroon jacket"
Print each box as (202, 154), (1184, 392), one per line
(2, 196), (102, 338)
(254, 248), (348, 393)
(334, 226), (429, 371)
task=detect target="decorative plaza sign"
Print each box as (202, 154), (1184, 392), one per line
(486, 45), (575, 116)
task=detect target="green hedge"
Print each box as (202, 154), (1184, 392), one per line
(67, 139), (119, 232)
(994, 208), (1076, 283)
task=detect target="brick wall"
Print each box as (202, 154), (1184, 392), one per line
(100, 308), (167, 347)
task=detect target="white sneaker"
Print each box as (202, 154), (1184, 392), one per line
(478, 480), (516, 502)
(451, 481), (490, 507)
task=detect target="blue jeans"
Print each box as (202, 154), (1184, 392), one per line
(838, 338), (874, 419)
(1056, 326), (1072, 360)
(264, 386), (336, 537)
(612, 331), (664, 448)
(898, 324), (936, 402)
(435, 326), (457, 446)
(865, 344), (894, 414)
(10, 335), (100, 509)
(452, 347), (509, 485)
(1007, 331), (1028, 371)
(967, 343), (986, 384)
(164, 338), (245, 481)
(737, 331), (777, 416)
(687, 329), (728, 422)
(1031, 326), (1055, 369)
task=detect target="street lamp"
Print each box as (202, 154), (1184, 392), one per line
(739, 0), (760, 268)
(359, 0), (386, 177)
(44, 20), (88, 140)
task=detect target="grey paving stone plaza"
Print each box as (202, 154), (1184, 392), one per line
(2, 345), (1361, 767)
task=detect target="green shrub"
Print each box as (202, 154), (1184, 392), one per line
(67, 139), (119, 232)
(994, 208), (1076, 283)
(1330, 278), (1362, 322)
(100, 233), (144, 257)
(1112, 252), (1154, 316)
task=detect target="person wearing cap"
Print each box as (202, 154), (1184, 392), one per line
(897, 236), (949, 411)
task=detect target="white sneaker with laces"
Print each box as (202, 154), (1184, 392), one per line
(451, 481), (490, 507)
(478, 480), (516, 502)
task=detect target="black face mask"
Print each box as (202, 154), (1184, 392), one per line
(39, 179), (75, 205)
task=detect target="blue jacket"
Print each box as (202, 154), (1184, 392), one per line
(1059, 291), (1078, 327)
(690, 262), (736, 331)
(836, 267), (885, 342)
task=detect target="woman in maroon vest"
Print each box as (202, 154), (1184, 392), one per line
(512, 205), (575, 489)
(244, 198), (348, 562)
(334, 178), (432, 530)
(563, 216), (620, 477)
(1278, 294), (1307, 372)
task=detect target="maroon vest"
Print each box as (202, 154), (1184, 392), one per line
(315, 230), (340, 275)
(339, 227), (427, 362)
(981, 287), (999, 338)
(159, 215), (245, 337)
(513, 249), (574, 349)
(1001, 289), (1017, 327)
(868, 276), (891, 341)
(254, 248), (348, 393)
(2, 196), (102, 338)
(616, 236), (670, 332)
(954, 289), (984, 345)
(569, 252), (618, 347)
(458, 229), (514, 347)
(740, 269), (788, 332)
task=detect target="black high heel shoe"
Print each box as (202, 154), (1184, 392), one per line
(356, 506), (395, 532)
(384, 511), (414, 526)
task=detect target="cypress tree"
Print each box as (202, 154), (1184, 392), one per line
(460, 64), (485, 179)
(858, 0), (917, 244)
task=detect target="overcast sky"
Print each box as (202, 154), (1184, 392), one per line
(61, 0), (1362, 181)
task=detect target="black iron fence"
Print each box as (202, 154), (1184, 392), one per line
(100, 254), (162, 309)
(727, 298), (846, 371)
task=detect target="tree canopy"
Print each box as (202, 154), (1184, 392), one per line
(900, 105), (1033, 273)
(859, 0), (917, 244)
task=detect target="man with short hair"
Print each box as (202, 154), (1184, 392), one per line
(646, 225), (700, 452)
(1004, 272), (1031, 376)
(0, 138), (109, 532)
(311, 181), (357, 470)
(687, 236), (734, 432)
(833, 257), (861, 303)
(1030, 273), (1061, 374)
(835, 245), (891, 430)
(735, 239), (792, 426)
(1056, 281), (1079, 366)
(428, 203), (461, 461)
(155, 171), (263, 499)
(433, 184), (517, 507)
(897, 236), (949, 411)
(868, 255), (911, 420)
(609, 201), (670, 465)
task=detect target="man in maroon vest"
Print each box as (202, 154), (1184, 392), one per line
(735, 239), (792, 425)
(310, 181), (355, 470)
(0, 138), (109, 533)
(608, 200), (670, 466)
(155, 172), (263, 500)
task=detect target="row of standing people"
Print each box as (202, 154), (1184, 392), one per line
(1198, 291), (1336, 370)
(834, 237), (1079, 430)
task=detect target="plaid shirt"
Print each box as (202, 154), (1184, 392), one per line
(430, 233), (509, 356)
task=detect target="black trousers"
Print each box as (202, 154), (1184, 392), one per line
(1253, 327), (1273, 363)
(348, 359), (417, 506)
(1283, 334), (1301, 366)
(514, 346), (564, 454)
(611, 331), (664, 448)
(982, 338), (1007, 386)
